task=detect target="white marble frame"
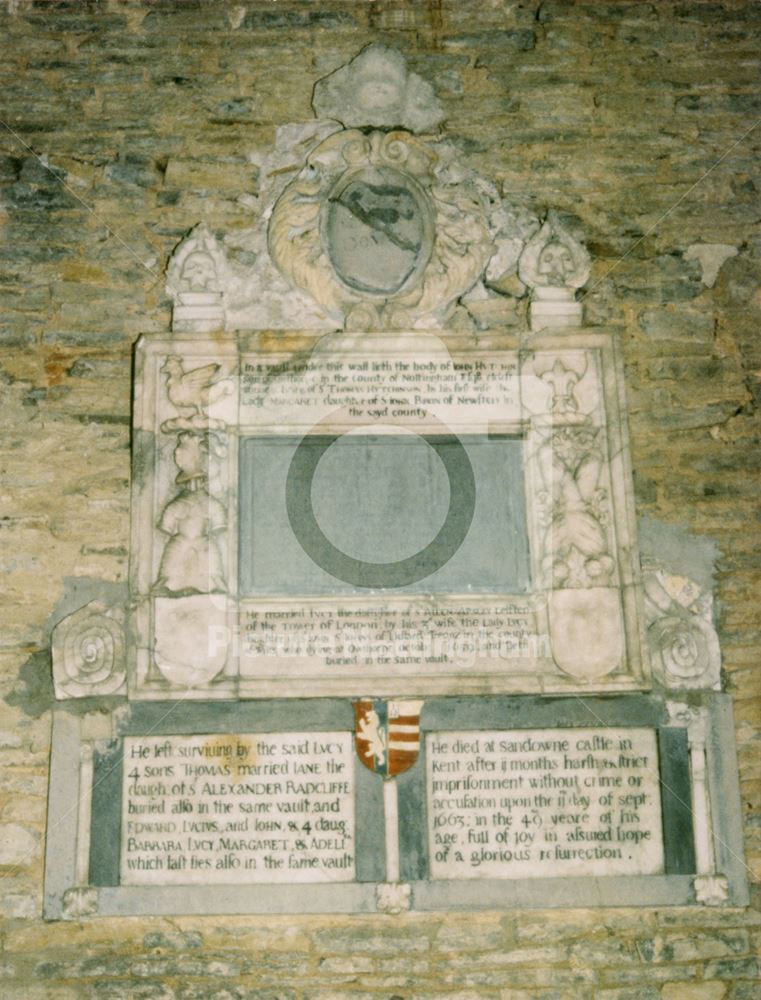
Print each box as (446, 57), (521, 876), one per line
(42, 694), (748, 918)
(129, 329), (649, 699)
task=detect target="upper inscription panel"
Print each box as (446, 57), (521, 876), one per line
(128, 329), (648, 700)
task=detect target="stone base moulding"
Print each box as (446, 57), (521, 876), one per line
(43, 694), (748, 918)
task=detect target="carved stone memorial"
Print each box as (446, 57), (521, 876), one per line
(44, 46), (747, 918)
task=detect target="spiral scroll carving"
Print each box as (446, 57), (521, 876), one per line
(648, 614), (719, 689)
(52, 602), (126, 699)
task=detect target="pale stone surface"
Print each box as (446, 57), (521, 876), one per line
(685, 243), (739, 288)
(694, 875), (730, 907)
(268, 129), (493, 330)
(130, 330), (646, 698)
(121, 732), (356, 884)
(159, 116), (547, 335)
(61, 886), (98, 919)
(376, 882), (411, 913)
(312, 44), (446, 133)
(0, 822), (39, 866)
(426, 728), (664, 880)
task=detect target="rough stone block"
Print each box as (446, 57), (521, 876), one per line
(637, 931), (749, 963)
(661, 983), (728, 1000)
(638, 306), (714, 342)
(0, 821), (39, 866)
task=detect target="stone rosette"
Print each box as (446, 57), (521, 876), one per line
(52, 601), (126, 699)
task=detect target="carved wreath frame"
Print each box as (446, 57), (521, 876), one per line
(267, 129), (494, 330)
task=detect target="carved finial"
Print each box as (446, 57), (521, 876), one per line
(312, 44), (445, 134)
(166, 223), (227, 334)
(518, 211), (591, 331)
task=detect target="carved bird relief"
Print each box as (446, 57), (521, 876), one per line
(160, 356), (233, 431)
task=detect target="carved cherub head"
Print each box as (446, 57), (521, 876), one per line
(353, 47), (406, 112)
(312, 44), (445, 133)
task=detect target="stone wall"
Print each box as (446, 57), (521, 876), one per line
(1, 0), (759, 997)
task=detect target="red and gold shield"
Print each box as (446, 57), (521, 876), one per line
(353, 699), (423, 778)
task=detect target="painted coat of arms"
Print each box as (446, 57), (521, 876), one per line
(353, 699), (424, 778)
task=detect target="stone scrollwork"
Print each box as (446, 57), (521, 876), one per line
(644, 566), (721, 691)
(144, 344), (236, 692)
(268, 128), (493, 329)
(52, 601), (127, 700)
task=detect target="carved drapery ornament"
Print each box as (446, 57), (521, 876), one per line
(268, 129), (493, 330)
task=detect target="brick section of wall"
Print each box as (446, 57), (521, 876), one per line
(0, 1), (759, 997)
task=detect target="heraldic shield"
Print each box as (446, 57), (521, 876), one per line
(353, 699), (424, 778)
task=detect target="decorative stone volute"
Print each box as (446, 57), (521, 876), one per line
(166, 222), (227, 333)
(52, 601), (127, 699)
(519, 210), (591, 331)
(643, 564), (721, 691)
(312, 44), (445, 134)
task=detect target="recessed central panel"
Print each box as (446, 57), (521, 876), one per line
(311, 432), (450, 563)
(239, 434), (530, 596)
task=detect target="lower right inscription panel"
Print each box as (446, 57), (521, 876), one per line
(427, 728), (664, 879)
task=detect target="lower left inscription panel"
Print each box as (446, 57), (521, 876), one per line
(121, 732), (356, 884)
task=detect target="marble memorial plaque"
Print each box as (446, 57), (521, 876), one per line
(43, 50), (751, 920)
(121, 732), (355, 884)
(130, 330), (650, 697)
(427, 727), (664, 879)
